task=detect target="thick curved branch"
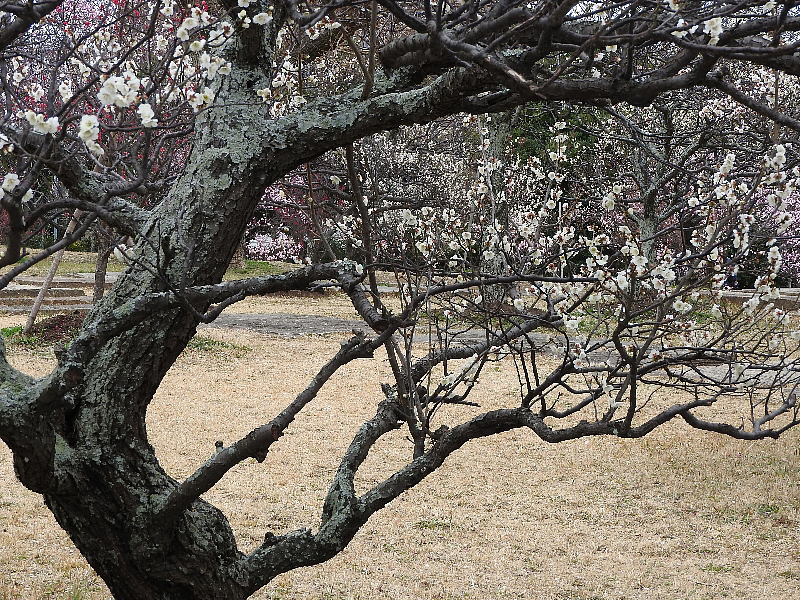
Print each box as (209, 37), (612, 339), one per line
(0, 335), (72, 495)
(680, 395), (799, 440)
(24, 197), (149, 238)
(243, 396), (403, 591)
(704, 73), (800, 133)
(155, 330), (377, 526)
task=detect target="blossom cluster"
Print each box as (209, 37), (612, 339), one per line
(6, 1), (237, 165)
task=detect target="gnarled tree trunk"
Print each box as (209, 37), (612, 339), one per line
(0, 25), (508, 600)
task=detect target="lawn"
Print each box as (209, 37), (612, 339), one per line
(0, 290), (798, 599)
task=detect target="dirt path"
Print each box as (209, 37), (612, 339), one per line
(206, 312), (366, 336)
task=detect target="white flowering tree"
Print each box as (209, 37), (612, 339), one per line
(2, 1), (800, 598)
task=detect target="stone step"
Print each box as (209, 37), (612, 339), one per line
(0, 285), (87, 298)
(0, 282), (92, 313)
(0, 296), (90, 307)
(0, 274), (114, 314)
(0, 304), (93, 313)
(13, 273), (118, 289)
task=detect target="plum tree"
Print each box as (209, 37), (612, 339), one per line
(1, 1), (800, 598)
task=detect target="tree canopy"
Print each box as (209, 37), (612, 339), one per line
(1, 1), (800, 598)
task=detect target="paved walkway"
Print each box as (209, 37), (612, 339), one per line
(206, 313), (368, 337)
(203, 312), (558, 347)
(202, 313), (593, 360)
(202, 313), (751, 382)
(12, 272), (120, 288)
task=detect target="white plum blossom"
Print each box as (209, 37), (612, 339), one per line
(187, 87), (216, 112)
(733, 363), (748, 380)
(440, 372), (456, 387)
(400, 209), (416, 226)
(776, 211), (793, 234)
(253, 12), (272, 25)
(30, 84), (44, 102)
(79, 114), (104, 156)
(458, 354), (482, 384)
(672, 18), (688, 38)
(672, 299), (692, 313)
(78, 115), (100, 142)
(719, 152), (735, 176)
(613, 271), (629, 292)
(703, 17), (723, 45)
(138, 103), (158, 128)
(770, 144), (787, 170)
(743, 296), (760, 316)
(25, 111), (59, 135)
(86, 140), (104, 156)
(2, 173), (20, 193)
(58, 81), (72, 104)
(631, 254), (647, 274)
(97, 76), (139, 108)
(180, 16), (199, 29)
(767, 245), (782, 272)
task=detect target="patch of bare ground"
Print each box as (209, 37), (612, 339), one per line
(1, 300), (799, 599)
(225, 289), (402, 318)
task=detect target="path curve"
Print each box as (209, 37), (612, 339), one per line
(202, 313), (745, 382)
(203, 313), (366, 337)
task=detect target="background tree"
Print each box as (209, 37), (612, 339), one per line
(1, 1), (800, 599)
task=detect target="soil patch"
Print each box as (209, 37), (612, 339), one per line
(26, 310), (86, 343)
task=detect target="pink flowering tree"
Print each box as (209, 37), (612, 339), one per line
(245, 166), (349, 262)
(2, 2), (800, 599)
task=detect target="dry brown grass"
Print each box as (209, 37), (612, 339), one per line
(1, 296), (800, 599)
